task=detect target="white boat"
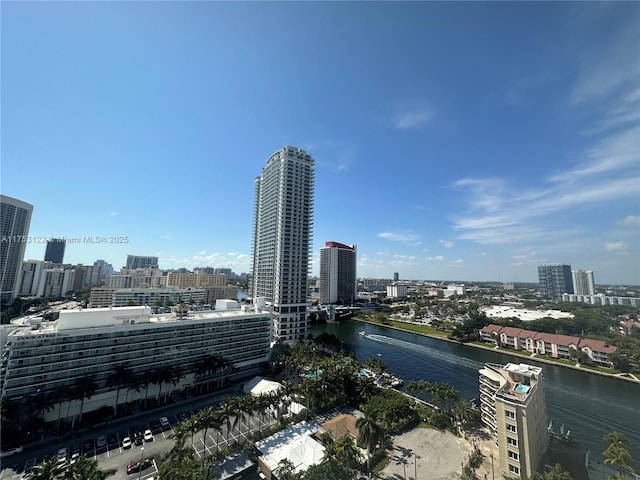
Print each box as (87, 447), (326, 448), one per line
(359, 330), (366, 336)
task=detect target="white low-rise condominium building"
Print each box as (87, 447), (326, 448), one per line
(1, 301), (272, 424)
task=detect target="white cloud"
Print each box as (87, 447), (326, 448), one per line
(393, 254), (416, 260)
(619, 215), (640, 226)
(605, 241), (626, 252)
(452, 124), (640, 246)
(393, 110), (434, 129)
(454, 259), (464, 264)
(378, 231), (421, 245)
(110, 211), (117, 216)
(426, 255), (444, 261)
(440, 239), (454, 249)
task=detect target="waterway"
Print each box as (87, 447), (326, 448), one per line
(311, 320), (640, 464)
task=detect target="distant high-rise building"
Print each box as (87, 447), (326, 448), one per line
(252, 145), (314, 342)
(17, 260), (52, 296)
(125, 255), (158, 270)
(44, 238), (66, 264)
(1, 195), (33, 303)
(572, 269), (595, 296)
(94, 259), (114, 279)
(537, 264), (573, 300)
(393, 272), (399, 282)
(319, 242), (357, 305)
(479, 363), (549, 480)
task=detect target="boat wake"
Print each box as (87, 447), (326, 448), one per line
(366, 334), (483, 371)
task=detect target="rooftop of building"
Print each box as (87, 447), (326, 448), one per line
(8, 301), (270, 336)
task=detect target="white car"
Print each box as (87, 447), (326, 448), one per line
(0, 445), (23, 458)
(143, 429), (153, 442)
(122, 436), (132, 449)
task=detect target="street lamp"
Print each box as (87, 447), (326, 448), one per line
(490, 453), (494, 480)
(414, 453), (420, 480)
(396, 458), (407, 480)
(138, 446), (144, 480)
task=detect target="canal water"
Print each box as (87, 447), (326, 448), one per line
(311, 320), (640, 463)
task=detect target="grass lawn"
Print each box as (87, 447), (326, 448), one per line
(535, 355), (576, 366)
(580, 364), (620, 374)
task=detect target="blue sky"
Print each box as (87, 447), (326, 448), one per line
(2, 2), (639, 285)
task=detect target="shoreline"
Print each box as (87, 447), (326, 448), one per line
(351, 317), (640, 384)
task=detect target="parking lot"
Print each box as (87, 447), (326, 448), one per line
(0, 388), (272, 480)
(2, 412), (192, 480)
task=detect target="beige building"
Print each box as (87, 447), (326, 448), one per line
(166, 272), (226, 288)
(479, 363), (549, 480)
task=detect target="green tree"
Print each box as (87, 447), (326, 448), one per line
(603, 431), (635, 477)
(106, 365), (133, 415)
(73, 374), (98, 426)
(63, 455), (113, 480)
(275, 458), (301, 480)
(532, 463), (573, 480)
(356, 415), (385, 475)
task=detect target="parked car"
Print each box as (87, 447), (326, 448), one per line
(133, 431), (143, 446)
(0, 446), (23, 458)
(82, 439), (94, 454)
(143, 429), (153, 442)
(127, 459), (152, 475)
(96, 435), (106, 448)
(159, 416), (169, 427)
(107, 432), (118, 445)
(122, 436), (132, 449)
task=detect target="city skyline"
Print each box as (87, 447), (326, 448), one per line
(2, 2), (639, 284)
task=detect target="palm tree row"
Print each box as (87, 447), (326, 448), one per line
(5, 357), (215, 444)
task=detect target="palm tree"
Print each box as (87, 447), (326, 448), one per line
(30, 389), (55, 427)
(73, 374), (97, 426)
(156, 365), (175, 404)
(334, 434), (362, 471)
(29, 456), (65, 480)
(141, 369), (158, 409)
(356, 415), (385, 475)
(532, 463), (573, 480)
(125, 372), (143, 412)
(217, 399), (236, 446)
(106, 365), (132, 415)
(63, 455), (112, 480)
(197, 406), (219, 452)
(452, 399), (474, 434)
(183, 414), (199, 448)
(603, 431), (635, 477)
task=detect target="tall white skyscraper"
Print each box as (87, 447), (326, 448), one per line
(252, 146), (314, 342)
(572, 269), (595, 296)
(320, 241), (357, 305)
(1, 195), (33, 303)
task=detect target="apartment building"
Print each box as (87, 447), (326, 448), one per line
(386, 284), (409, 298)
(1, 302), (272, 423)
(0, 195), (33, 302)
(252, 146), (314, 343)
(166, 272), (226, 288)
(479, 363), (549, 480)
(125, 255), (158, 269)
(538, 264), (573, 300)
(319, 242), (357, 305)
(480, 325), (616, 366)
